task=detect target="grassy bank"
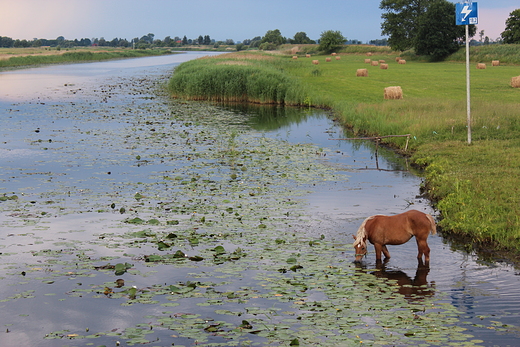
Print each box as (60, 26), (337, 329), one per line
(168, 53), (309, 104)
(168, 47), (520, 255)
(0, 47), (172, 69)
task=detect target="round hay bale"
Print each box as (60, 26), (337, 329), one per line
(395, 57), (402, 62)
(511, 76), (520, 88)
(492, 60), (500, 66)
(292, 56), (298, 60)
(335, 56), (341, 60)
(384, 86), (403, 100)
(380, 63), (388, 70)
(306, 54), (311, 58)
(371, 61), (379, 66)
(356, 69), (368, 77)
(379, 60), (386, 63)
(477, 63), (486, 69)
(398, 59), (406, 64)
(331, 52), (337, 56)
(366, 52), (372, 56)
(326, 57), (332, 62)
(312, 60), (319, 65)
(365, 58), (371, 64)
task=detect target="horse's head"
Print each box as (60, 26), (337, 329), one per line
(352, 235), (367, 262)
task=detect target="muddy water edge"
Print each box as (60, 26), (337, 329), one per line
(0, 53), (519, 346)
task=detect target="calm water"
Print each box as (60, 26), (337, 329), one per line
(0, 53), (519, 346)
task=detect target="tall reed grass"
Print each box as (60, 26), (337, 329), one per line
(168, 53), (310, 105)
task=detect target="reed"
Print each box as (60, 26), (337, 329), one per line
(168, 53), (308, 105)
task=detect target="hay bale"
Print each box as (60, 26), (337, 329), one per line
(331, 52), (337, 56)
(292, 56), (298, 60)
(395, 57), (402, 62)
(380, 63), (388, 70)
(335, 56), (341, 60)
(371, 61), (379, 66)
(306, 54), (311, 58)
(312, 60), (319, 65)
(356, 69), (368, 77)
(398, 59), (406, 64)
(511, 76), (520, 88)
(366, 52), (372, 56)
(477, 63), (486, 69)
(326, 57), (332, 62)
(379, 60), (386, 63)
(365, 58), (371, 64)
(384, 86), (403, 100)
(492, 60), (500, 66)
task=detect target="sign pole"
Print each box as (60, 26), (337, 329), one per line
(466, 24), (471, 145)
(456, 1), (477, 144)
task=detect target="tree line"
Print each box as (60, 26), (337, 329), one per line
(0, 29), (387, 50)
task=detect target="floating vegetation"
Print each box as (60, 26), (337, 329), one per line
(0, 63), (517, 346)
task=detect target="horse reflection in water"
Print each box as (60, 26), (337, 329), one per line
(353, 210), (437, 265)
(355, 260), (435, 302)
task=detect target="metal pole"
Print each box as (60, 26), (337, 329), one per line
(466, 24), (472, 144)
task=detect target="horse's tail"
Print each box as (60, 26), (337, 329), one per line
(353, 216), (374, 247)
(426, 214), (437, 235)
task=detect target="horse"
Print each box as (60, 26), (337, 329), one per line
(352, 210), (436, 264)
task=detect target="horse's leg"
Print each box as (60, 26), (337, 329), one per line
(382, 245), (391, 260)
(374, 244), (383, 261)
(416, 237), (430, 264)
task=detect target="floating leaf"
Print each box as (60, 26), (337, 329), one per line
(157, 241), (171, 251)
(114, 263), (132, 276)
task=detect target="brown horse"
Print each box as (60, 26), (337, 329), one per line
(353, 210), (436, 264)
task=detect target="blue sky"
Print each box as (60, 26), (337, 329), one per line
(0, 0), (516, 43)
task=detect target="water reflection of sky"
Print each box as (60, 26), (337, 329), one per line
(0, 52), (222, 102)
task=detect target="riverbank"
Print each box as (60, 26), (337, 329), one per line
(168, 47), (520, 257)
(0, 47), (173, 70)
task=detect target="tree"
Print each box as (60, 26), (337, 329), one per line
(318, 30), (346, 53)
(182, 35), (188, 45)
(501, 9), (520, 44)
(291, 32), (314, 44)
(203, 35), (211, 45)
(380, 0), (429, 51)
(0, 36), (14, 48)
(414, 0), (474, 61)
(197, 35), (204, 45)
(261, 29), (286, 46)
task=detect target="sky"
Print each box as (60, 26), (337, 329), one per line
(0, 0), (516, 44)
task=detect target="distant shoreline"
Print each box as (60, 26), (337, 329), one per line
(0, 47), (174, 70)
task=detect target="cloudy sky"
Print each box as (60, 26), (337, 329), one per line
(0, 0), (515, 43)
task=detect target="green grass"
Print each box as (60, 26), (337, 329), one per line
(168, 47), (520, 254)
(168, 53), (309, 104)
(0, 48), (172, 69)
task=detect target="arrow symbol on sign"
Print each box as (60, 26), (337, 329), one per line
(462, 5), (472, 21)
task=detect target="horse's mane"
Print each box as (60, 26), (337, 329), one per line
(353, 215), (376, 247)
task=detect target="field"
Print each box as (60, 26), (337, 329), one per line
(168, 46), (520, 256)
(0, 46), (172, 69)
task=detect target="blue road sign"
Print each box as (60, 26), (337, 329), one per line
(456, 2), (478, 25)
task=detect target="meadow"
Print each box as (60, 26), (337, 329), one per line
(0, 46), (172, 69)
(168, 46), (520, 256)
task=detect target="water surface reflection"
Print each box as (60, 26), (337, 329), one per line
(1, 53), (520, 346)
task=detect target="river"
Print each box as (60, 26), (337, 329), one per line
(0, 52), (519, 346)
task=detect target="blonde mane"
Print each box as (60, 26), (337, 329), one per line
(353, 216), (375, 247)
